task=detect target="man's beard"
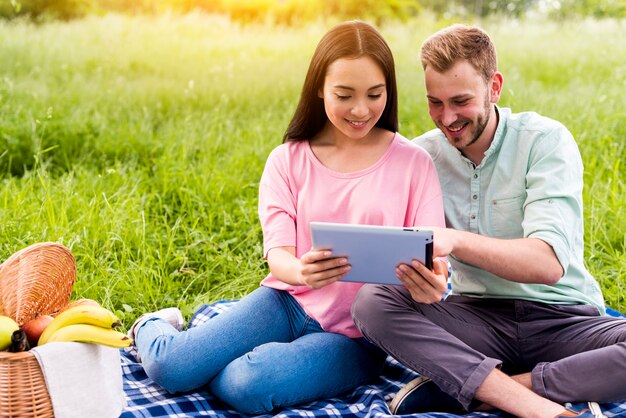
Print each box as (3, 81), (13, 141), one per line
(444, 93), (492, 150)
(462, 94), (491, 148)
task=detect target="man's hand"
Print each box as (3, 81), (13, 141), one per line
(429, 226), (456, 258)
(296, 249), (351, 289)
(396, 258), (448, 303)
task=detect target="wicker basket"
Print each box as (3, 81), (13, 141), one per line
(0, 242), (76, 417)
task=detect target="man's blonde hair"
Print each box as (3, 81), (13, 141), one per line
(420, 24), (497, 82)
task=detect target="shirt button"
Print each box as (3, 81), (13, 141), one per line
(473, 174), (478, 179)
(472, 194), (478, 200)
(471, 214), (476, 220)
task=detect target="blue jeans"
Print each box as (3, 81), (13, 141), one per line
(135, 286), (386, 414)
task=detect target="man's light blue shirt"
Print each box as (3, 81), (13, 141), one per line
(414, 106), (605, 313)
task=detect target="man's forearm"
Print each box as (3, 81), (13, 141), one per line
(449, 230), (564, 284)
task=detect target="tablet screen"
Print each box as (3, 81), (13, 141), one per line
(310, 222), (433, 285)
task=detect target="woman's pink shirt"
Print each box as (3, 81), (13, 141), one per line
(258, 134), (445, 337)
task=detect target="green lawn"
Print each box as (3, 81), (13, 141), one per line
(0, 14), (624, 326)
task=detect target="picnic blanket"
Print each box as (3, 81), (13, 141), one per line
(119, 301), (626, 418)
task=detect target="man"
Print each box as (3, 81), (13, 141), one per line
(351, 24), (626, 418)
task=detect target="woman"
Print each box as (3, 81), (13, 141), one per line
(130, 20), (445, 414)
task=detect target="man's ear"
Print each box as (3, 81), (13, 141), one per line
(490, 72), (504, 103)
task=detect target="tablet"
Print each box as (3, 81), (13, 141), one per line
(310, 222), (433, 285)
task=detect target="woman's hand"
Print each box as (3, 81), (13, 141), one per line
(396, 258), (448, 303)
(266, 247), (351, 289)
(296, 249), (351, 289)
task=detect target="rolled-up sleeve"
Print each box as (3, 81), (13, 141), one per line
(522, 125), (584, 275)
(258, 146), (297, 258)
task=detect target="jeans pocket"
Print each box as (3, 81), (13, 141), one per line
(550, 303), (601, 317)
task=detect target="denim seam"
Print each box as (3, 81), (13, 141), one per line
(140, 317), (169, 337)
(297, 316), (314, 339)
(274, 289), (310, 340)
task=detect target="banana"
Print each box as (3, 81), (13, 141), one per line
(38, 305), (122, 346)
(42, 323), (132, 348)
(59, 298), (101, 313)
(0, 315), (20, 351)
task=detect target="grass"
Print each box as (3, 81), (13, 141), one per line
(0, 13), (624, 326)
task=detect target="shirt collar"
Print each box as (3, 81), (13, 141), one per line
(481, 105), (506, 164)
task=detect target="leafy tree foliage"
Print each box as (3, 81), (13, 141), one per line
(0, 0), (624, 23)
(548, 0), (625, 19)
(1, 0), (94, 20)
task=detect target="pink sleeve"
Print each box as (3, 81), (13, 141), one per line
(258, 146), (297, 258)
(403, 148), (445, 229)
(415, 157), (446, 228)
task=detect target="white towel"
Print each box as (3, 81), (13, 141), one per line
(30, 342), (126, 418)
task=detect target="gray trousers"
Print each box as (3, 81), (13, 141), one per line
(351, 284), (626, 410)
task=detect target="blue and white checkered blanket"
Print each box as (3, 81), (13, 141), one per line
(119, 301), (626, 417)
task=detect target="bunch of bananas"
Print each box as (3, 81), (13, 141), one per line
(37, 302), (132, 349)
